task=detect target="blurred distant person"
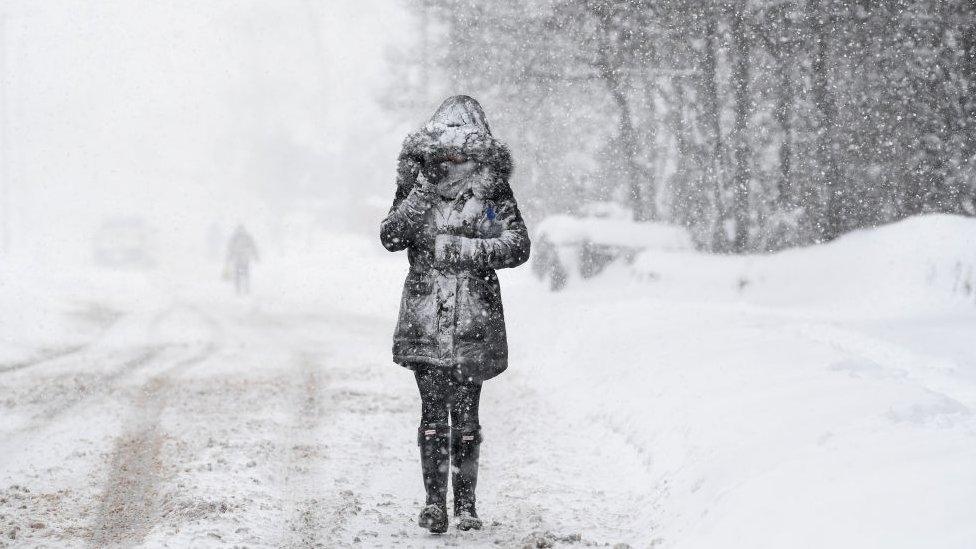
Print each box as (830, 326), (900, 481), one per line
(225, 224), (259, 295)
(380, 96), (530, 534)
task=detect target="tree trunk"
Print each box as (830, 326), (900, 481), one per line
(777, 69), (794, 207)
(599, 55), (651, 222)
(959, 1), (976, 214)
(809, 0), (843, 240)
(700, 12), (726, 251)
(641, 73), (660, 220)
(771, 41), (795, 207)
(730, 7), (752, 252)
(664, 75), (698, 227)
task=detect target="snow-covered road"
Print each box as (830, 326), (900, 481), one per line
(0, 290), (654, 547)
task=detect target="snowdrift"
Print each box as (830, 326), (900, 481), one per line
(629, 213), (976, 312)
(507, 213), (976, 548)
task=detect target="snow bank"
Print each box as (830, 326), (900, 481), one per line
(631, 214), (976, 313)
(506, 213), (976, 548)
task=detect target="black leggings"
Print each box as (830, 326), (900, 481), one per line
(415, 366), (482, 428)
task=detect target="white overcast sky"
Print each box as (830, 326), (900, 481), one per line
(1, 0), (414, 258)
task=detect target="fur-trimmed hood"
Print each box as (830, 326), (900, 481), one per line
(396, 95), (513, 198)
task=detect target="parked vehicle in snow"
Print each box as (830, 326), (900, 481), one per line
(92, 217), (155, 268)
(531, 204), (692, 291)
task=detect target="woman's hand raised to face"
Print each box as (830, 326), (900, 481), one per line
(420, 153), (469, 186)
(420, 155), (446, 185)
(414, 171), (437, 194)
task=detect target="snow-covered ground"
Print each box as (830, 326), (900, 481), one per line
(1, 214), (975, 547)
(511, 214), (976, 548)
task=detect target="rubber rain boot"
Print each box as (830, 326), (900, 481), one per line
(417, 423), (450, 533)
(451, 423), (483, 531)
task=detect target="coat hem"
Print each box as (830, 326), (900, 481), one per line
(394, 355), (507, 382)
(395, 355), (449, 369)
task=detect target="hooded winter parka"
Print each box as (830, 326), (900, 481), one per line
(380, 96), (530, 382)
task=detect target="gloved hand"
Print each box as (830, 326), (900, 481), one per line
(421, 154), (447, 185)
(391, 171), (437, 238)
(414, 171), (437, 195)
(433, 234), (462, 267)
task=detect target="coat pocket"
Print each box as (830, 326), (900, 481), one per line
(396, 273), (435, 340)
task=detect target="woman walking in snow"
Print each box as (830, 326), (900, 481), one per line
(380, 96), (530, 534)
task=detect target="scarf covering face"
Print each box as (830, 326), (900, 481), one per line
(425, 96), (490, 201)
(437, 160), (478, 199)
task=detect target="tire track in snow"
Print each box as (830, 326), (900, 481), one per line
(0, 306), (194, 546)
(241, 311), (390, 547)
(281, 351), (330, 548)
(89, 338), (220, 547)
(280, 350), (377, 548)
(0, 344), (90, 374)
(0, 303), (125, 375)
(5, 302), (207, 435)
(13, 345), (169, 434)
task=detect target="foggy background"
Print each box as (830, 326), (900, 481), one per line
(1, 0), (412, 267)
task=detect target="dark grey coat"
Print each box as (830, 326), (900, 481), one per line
(380, 96), (530, 382)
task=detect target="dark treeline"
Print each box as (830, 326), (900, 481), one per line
(386, 0), (976, 252)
